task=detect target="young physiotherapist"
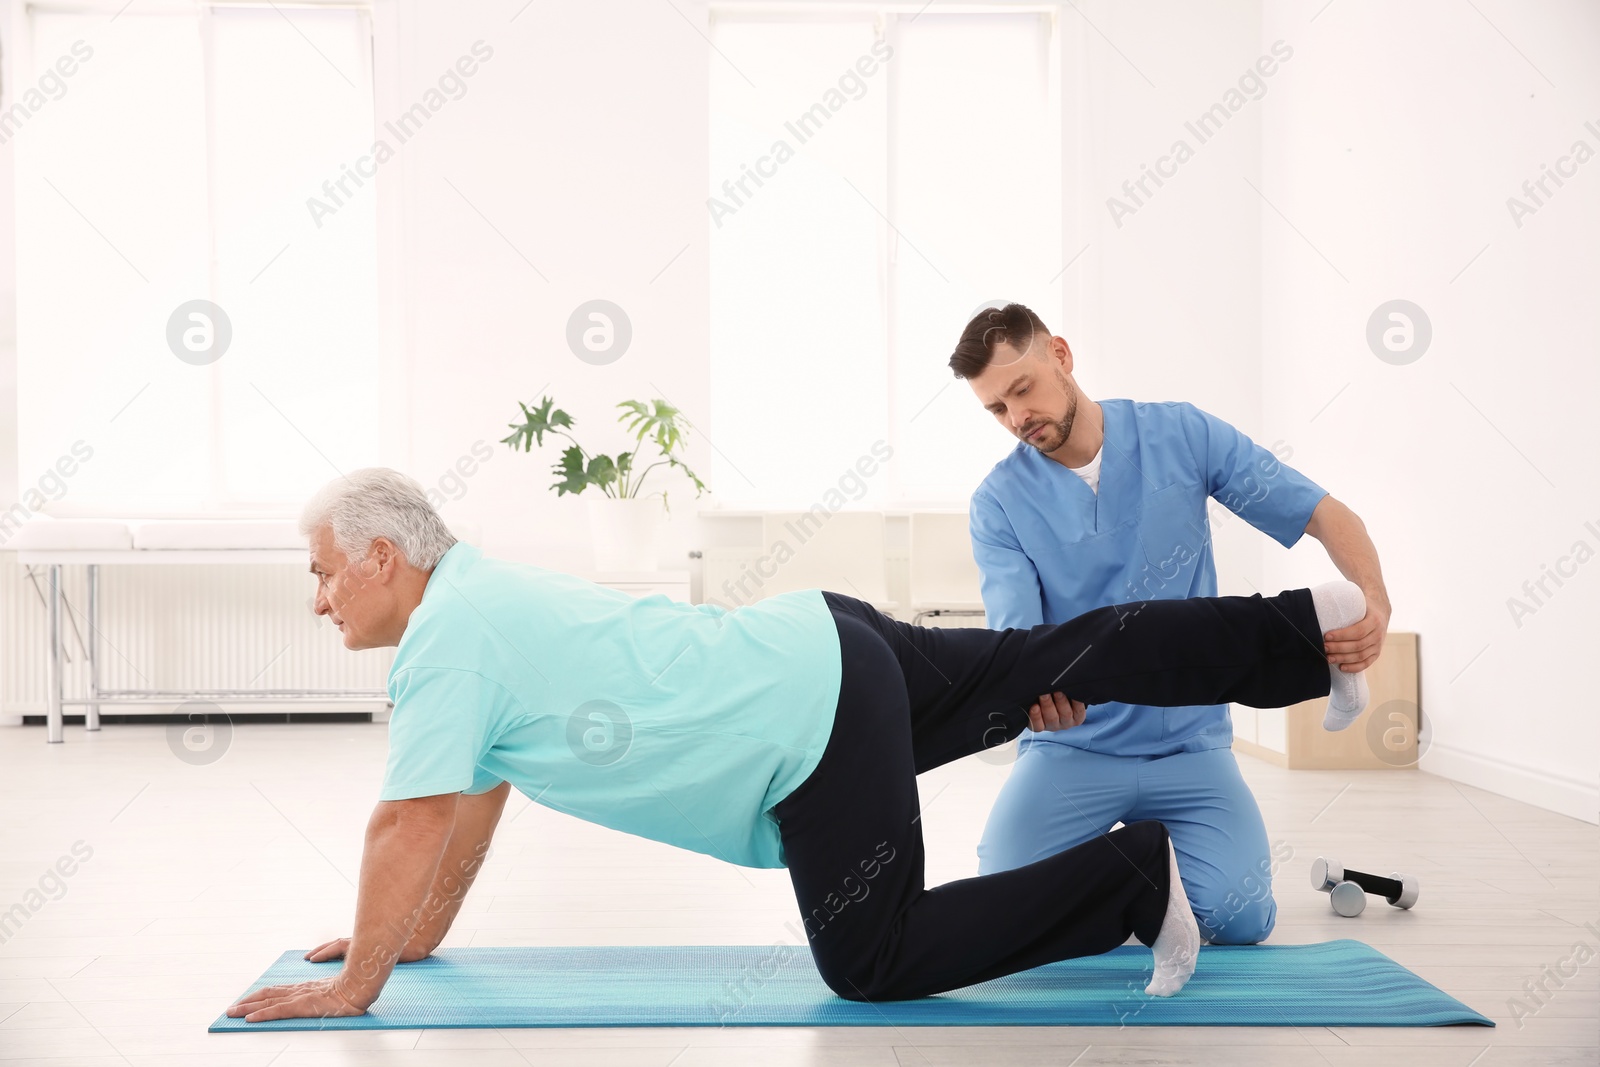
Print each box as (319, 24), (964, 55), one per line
(953, 303), (1390, 943)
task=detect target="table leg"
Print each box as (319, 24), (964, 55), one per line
(87, 564), (101, 732)
(46, 564), (63, 744)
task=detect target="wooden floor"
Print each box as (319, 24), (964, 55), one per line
(1, 720), (1594, 1066)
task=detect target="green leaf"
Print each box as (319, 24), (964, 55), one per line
(504, 395), (575, 453)
(618, 398), (685, 453)
(608, 397), (709, 499)
(552, 445), (590, 496)
(668, 455), (707, 496)
(586, 453), (619, 492)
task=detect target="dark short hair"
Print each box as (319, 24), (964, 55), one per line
(948, 303), (1054, 380)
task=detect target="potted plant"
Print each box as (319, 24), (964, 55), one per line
(501, 395), (707, 571)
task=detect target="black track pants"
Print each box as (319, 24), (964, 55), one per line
(773, 588), (1330, 1001)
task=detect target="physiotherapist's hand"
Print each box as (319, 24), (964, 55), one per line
(1028, 692), (1087, 732)
(1323, 592), (1390, 672)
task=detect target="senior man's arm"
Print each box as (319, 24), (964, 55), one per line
(298, 780), (513, 969)
(226, 792), (461, 1022)
(392, 780), (510, 959)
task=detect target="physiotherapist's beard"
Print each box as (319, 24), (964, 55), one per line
(1020, 387), (1078, 456)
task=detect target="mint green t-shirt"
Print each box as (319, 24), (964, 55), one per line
(379, 542), (843, 869)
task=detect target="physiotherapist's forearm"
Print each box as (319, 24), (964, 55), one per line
(336, 798), (456, 1007)
(1305, 496), (1390, 612)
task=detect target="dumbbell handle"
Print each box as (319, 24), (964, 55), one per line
(1341, 867), (1405, 902)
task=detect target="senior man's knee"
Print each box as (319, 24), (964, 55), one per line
(814, 954), (894, 1002)
(1193, 888), (1277, 945)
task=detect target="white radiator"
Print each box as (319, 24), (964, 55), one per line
(0, 554), (393, 716)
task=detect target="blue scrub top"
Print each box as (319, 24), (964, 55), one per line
(970, 399), (1327, 756)
(379, 542), (842, 869)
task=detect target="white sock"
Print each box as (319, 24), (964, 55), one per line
(1145, 841), (1200, 997)
(1310, 580), (1369, 731)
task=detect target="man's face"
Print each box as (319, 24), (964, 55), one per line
(308, 525), (388, 651)
(968, 337), (1078, 455)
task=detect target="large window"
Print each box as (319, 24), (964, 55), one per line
(15, 4), (380, 514)
(709, 8), (1061, 506)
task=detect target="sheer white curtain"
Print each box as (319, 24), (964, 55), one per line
(709, 16), (890, 506)
(210, 7), (380, 504)
(15, 6), (379, 515)
(709, 10), (1060, 507)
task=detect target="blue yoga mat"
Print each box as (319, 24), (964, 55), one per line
(209, 940), (1492, 1031)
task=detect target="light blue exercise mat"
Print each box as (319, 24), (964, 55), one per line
(209, 940), (1492, 1031)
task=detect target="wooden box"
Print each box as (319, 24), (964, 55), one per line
(1234, 632), (1420, 770)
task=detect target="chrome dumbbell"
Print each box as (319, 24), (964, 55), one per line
(1309, 856), (1419, 917)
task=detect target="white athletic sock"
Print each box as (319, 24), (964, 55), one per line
(1310, 580), (1370, 731)
(1145, 841), (1200, 997)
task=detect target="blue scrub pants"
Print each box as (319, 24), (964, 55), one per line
(978, 743), (1280, 944)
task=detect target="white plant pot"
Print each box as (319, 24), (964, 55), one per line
(585, 495), (663, 572)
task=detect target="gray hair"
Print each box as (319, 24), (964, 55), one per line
(298, 467), (458, 570)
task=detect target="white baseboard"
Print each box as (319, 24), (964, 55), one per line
(1420, 741), (1599, 825)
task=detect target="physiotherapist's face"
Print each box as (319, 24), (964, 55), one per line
(308, 525), (395, 651)
(969, 338), (1078, 455)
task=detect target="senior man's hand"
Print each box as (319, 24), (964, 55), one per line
(1028, 691), (1087, 732)
(226, 974), (371, 1023)
(224, 793), (463, 1024)
(302, 935), (431, 965)
(304, 937), (351, 963)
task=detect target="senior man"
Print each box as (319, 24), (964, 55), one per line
(227, 468), (1365, 1022)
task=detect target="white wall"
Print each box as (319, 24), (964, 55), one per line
(1048, 0), (1599, 821)
(0, 0), (18, 513)
(1257, 0), (1600, 821)
(1066, 0), (1269, 597)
